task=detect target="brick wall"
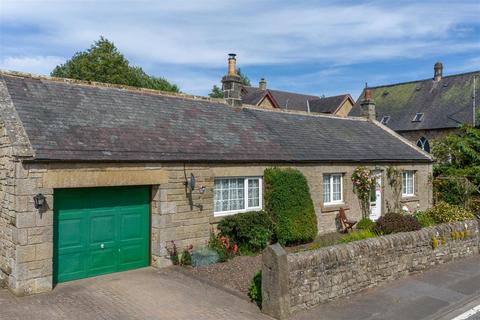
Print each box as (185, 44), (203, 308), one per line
(262, 220), (479, 318)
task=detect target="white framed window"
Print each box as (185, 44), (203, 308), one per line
(402, 171), (415, 197)
(214, 177), (262, 216)
(323, 174), (343, 205)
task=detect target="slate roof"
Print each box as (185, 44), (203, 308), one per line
(241, 86), (351, 114)
(0, 72), (430, 163)
(349, 71), (479, 131)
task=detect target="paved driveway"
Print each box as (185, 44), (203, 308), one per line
(0, 267), (271, 320)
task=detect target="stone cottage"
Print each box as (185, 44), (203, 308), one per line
(350, 63), (480, 152)
(0, 63), (432, 295)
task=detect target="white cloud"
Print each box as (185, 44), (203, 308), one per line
(1, 0), (479, 94)
(0, 56), (64, 75)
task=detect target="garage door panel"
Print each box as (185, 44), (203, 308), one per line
(54, 186), (150, 284)
(89, 248), (118, 274)
(89, 212), (116, 244)
(119, 210), (147, 241)
(56, 252), (87, 283)
(119, 244), (148, 270)
(56, 216), (87, 253)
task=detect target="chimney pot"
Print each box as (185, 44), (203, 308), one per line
(228, 53), (237, 76)
(434, 62), (443, 81)
(259, 78), (267, 90)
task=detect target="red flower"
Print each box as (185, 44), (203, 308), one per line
(232, 244), (238, 255)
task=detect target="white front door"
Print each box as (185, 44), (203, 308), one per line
(369, 172), (382, 221)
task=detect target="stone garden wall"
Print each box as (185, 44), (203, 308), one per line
(262, 220), (480, 319)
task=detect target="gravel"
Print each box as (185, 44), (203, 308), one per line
(186, 254), (262, 296)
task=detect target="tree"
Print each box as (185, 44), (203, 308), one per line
(208, 68), (251, 98)
(236, 68), (251, 86)
(432, 125), (480, 209)
(209, 85), (223, 98)
(51, 37), (179, 92)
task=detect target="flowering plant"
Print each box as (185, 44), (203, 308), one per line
(351, 166), (376, 219)
(208, 228), (238, 262)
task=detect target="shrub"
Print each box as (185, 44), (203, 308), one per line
(374, 212), (421, 235)
(340, 230), (376, 243)
(217, 211), (273, 253)
(356, 218), (375, 231)
(426, 202), (475, 224)
(248, 271), (262, 308)
(191, 248), (219, 267)
(264, 168), (317, 245)
(180, 247), (192, 266)
(414, 211), (436, 227)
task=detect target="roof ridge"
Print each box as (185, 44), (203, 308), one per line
(242, 103), (369, 122)
(368, 70), (480, 90)
(0, 69), (363, 121)
(0, 69), (227, 105)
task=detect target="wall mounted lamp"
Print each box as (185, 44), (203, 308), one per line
(33, 193), (46, 210)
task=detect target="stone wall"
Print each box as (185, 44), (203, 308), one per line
(2, 160), (432, 294)
(262, 220), (479, 319)
(0, 122), (15, 288)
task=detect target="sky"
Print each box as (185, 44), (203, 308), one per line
(1, 0), (479, 100)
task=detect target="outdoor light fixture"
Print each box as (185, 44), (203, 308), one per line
(33, 193), (46, 210)
(185, 173), (196, 191)
(199, 186), (206, 194)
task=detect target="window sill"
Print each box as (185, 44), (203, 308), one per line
(321, 203), (348, 213)
(212, 207), (262, 218)
(401, 196), (419, 202)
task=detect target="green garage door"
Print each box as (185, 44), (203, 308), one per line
(53, 186), (150, 283)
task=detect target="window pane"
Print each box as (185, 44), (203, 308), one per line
(332, 175), (342, 201)
(214, 178), (246, 212)
(402, 172), (414, 195)
(248, 178), (260, 208)
(323, 175), (331, 203)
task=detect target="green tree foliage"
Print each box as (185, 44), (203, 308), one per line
(51, 37), (179, 92)
(432, 125), (480, 186)
(208, 85), (223, 98)
(236, 68), (251, 86)
(208, 68), (251, 98)
(264, 168), (318, 245)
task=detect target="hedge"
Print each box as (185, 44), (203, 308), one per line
(264, 167), (317, 245)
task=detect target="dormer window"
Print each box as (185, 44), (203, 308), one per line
(380, 116), (391, 125)
(412, 113), (424, 122)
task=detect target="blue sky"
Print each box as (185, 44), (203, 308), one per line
(1, 0), (479, 100)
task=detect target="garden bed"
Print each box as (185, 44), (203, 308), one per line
(185, 254), (262, 296)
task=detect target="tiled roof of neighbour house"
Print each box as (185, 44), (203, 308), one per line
(308, 94), (352, 114)
(241, 86), (352, 114)
(0, 71), (431, 163)
(349, 71), (480, 131)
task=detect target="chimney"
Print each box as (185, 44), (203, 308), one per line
(221, 53), (242, 107)
(434, 62), (443, 81)
(259, 78), (267, 90)
(361, 87), (376, 121)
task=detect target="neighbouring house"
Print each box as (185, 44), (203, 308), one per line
(0, 58), (432, 295)
(350, 63), (480, 152)
(225, 55), (354, 116)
